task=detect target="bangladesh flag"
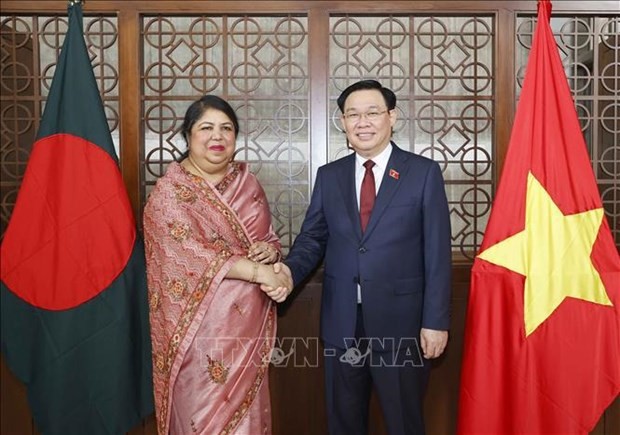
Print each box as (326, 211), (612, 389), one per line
(0, 3), (153, 434)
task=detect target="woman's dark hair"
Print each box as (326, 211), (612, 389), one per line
(336, 79), (397, 113)
(177, 95), (240, 161)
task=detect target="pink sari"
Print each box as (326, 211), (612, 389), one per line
(143, 162), (278, 435)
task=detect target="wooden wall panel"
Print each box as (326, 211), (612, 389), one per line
(1, 358), (35, 435)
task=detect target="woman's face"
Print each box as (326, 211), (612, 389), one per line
(188, 108), (236, 169)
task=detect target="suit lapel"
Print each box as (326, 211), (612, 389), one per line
(337, 154), (363, 239)
(362, 143), (410, 241)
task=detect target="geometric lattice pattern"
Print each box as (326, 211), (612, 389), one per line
(2, 11), (617, 257)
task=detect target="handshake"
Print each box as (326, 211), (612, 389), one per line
(246, 241), (293, 303)
(257, 262), (294, 303)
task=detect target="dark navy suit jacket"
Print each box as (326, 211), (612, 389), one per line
(285, 143), (452, 350)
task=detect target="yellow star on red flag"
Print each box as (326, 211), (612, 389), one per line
(477, 172), (613, 336)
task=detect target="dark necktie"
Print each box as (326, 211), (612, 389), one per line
(360, 160), (376, 232)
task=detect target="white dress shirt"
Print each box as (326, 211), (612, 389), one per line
(355, 143), (393, 303)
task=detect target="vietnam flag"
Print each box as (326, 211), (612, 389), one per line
(457, 0), (620, 433)
(0, 3), (153, 434)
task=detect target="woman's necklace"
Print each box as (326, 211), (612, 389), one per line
(186, 155), (227, 184)
(187, 154), (208, 179)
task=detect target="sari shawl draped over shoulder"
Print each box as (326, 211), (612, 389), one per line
(143, 162), (278, 435)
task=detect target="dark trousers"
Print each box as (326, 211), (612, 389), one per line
(324, 306), (430, 435)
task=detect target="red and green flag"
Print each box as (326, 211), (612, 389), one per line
(457, 0), (620, 433)
(0, 3), (153, 434)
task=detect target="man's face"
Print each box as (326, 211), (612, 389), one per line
(340, 89), (396, 159)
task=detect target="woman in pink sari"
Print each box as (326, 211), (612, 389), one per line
(143, 95), (290, 434)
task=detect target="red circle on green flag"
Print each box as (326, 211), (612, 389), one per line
(0, 133), (136, 310)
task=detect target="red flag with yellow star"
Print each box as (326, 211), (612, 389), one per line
(457, 0), (620, 433)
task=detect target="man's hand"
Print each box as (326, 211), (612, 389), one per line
(260, 262), (293, 303)
(420, 328), (448, 359)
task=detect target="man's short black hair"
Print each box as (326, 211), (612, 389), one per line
(336, 80), (397, 113)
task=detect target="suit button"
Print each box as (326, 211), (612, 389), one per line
(359, 247), (367, 253)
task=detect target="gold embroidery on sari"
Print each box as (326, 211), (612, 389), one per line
(153, 164), (266, 433)
(216, 162), (242, 194)
(166, 278), (187, 302)
(194, 185), (249, 252)
(206, 355), (229, 384)
(168, 221), (191, 242)
(174, 183), (198, 203)
(178, 162), (249, 252)
(157, 250), (232, 432)
(220, 307), (275, 435)
(154, 352), (165, 373)
(149, 290), (161, 312)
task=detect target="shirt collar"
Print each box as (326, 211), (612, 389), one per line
(356, 142), (393, 169)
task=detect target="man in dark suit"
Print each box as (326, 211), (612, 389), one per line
(265, 80), (452, 435)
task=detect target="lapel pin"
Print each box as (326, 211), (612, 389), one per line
(389, 169), (399, 180)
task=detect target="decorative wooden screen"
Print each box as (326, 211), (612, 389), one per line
(4, 10), (616, 253)
(1, 4), (618, 435)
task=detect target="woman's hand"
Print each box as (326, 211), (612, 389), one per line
(256, 263), (292, 303)
(247, 241), (279, 264)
